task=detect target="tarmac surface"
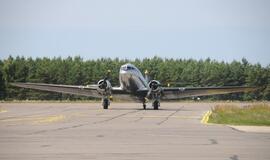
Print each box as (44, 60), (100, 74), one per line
(0, 102), (270, 160)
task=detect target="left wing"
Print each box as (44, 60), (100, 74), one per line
(161, 86), (258, 100)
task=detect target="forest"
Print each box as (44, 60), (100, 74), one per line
(0, 56), (269, 101)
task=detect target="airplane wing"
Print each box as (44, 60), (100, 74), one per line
(161, 86), (258, 100)
(11, 82), (102, 98)
(10, 83), (258, 101)
(10, 82), (139, 101)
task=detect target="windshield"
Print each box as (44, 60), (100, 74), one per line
(121, 65), (135, 71)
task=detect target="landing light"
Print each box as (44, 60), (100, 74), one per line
(144, 97), (149, 103)
(109, 95), (113, 101)
(144, 70), (149, 75)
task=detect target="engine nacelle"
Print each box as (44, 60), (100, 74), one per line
(97, 79), (112, 95)
(148, 80), (161, 93)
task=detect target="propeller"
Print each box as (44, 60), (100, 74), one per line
(97, 69), (113, 91)
(146, 80), (161, 99)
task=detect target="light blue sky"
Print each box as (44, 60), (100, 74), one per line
(0, 0), (269, 66)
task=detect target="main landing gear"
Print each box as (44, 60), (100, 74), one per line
(142, 97), (148, 110)
(143, 103), (146, 110)
(102, 98), (110, 109)
(153, 100), (160, 110)
(142, 98), (160, 110)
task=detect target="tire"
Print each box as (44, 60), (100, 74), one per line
(143, 104), (146, 110)
(103, 98), (109, 109)
(153, 100), (159, 110)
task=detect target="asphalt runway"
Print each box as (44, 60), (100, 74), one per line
(0, 102), (269, 160)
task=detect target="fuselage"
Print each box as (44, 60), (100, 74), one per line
(119, 63), (148, 93)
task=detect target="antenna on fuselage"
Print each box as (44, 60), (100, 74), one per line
(144, 70), (150, 83)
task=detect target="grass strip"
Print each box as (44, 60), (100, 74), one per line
(208, 103), (270, 126)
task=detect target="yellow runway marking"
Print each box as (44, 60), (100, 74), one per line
(0, 108), (7, 113)
(1, 114), (66, 124)
(0, 106), (7, 113)
(201, 111), (212, 124)
(33, 115), (65, 124)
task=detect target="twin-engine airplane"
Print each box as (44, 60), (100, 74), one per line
(11, 63), (257, 110)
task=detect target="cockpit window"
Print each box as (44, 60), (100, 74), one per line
(121, 66), (126, 70)
(127, 66), (134, 70)
(121, 65), (135, 71)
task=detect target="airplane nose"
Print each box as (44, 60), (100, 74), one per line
(120, 69), (132, 77)
(120, 69), (128, 74)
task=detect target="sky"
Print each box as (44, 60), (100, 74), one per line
(0, 0), (269, 66)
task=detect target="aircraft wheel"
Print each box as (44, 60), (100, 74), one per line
(103, 98), (109, 109)
(143, 104), (146, 110)
(153, 100), (159, 110)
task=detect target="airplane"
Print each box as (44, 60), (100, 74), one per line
(11, 63), (258, 110)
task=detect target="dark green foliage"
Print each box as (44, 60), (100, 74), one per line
(0, 56), (269, 100)
(0, 60), (6, 99)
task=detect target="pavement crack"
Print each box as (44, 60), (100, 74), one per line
(93, 110), (141, 124)
(228, 126), (245, 133)
(27, 123), (89, 135)
(27, 110), (141, 135)
(209, 139), (218, 145)
(132, 111), (146, 122)
(28, 130), (48, 135)
(200, 139), (218, 145)
(96, 134), (104, 138)
(230, 155), (239, 160)
(40, 145), (51, 148)
(133, 117), (144, 122)
(156, 106), (184, 125)
(71, 124), (85, 128)
(0, 112), (52, 121)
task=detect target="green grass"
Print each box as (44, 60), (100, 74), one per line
(208, 103), (270, 126)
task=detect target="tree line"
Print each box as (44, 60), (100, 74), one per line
(0, 56), (269, 101)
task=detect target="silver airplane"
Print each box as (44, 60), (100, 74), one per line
(11, 63), (257, 110)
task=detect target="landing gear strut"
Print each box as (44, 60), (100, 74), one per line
(142, 97), (148, 110)
(153, 100), (160, 110)
(102, 98), (110, 109)
(143, 103), (146, 110)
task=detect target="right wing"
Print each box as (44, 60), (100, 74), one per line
(10, 82), (139, 101)
(11, 82), (102, 98)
